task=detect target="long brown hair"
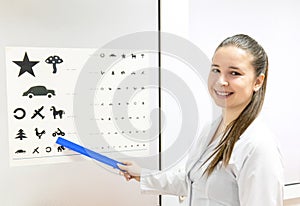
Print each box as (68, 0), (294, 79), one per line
(205, 34), (269, 176)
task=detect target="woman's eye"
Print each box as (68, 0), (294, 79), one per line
(211, 68), (219, 73)
(231, 71), (241, 76)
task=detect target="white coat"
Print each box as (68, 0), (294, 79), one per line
(140, 116), (284, 206)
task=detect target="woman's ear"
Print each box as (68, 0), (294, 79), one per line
(253, 73), (265, 92)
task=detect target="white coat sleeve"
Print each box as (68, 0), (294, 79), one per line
(140, 167), (189, 196)
(237, 140), (284, 206)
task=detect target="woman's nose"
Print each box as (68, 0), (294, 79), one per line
(217, 75), (229, 86)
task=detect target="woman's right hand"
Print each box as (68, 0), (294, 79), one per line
(118, 161), (141, 182)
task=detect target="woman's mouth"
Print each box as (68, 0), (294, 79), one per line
(214, 90), (233, 98)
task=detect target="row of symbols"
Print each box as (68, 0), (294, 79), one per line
(92, 101), (145, 107)
(91, 86), (146, 91)
(14, 145), (67, 155)
(90, 143), (147, 151)
(15, 128), (65, 140)
(13, 52), (64, 77)
(99, 53), (145, 59)
(13, 106), (66, 120)
(98, 70), (146, 76)
(99, 130), (147, 135)
(95, 115), (147, 121)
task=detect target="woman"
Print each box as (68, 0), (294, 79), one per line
(118, 34), (284, 206)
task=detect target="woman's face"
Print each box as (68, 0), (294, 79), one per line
(208, 46), (263, 113)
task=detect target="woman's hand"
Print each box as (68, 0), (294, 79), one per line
(118, 161), (141, 182)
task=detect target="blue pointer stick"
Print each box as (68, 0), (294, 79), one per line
(56, 137), (124, 169)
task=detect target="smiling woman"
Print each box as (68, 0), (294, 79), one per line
(119, 34), (283, 206)
(209, 47), (262, 110)
(205, 34), (268, 175)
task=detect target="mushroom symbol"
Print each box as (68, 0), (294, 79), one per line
(45, 55), (63, 74)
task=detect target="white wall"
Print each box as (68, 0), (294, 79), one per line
(0, 0), (159, 205)
(2, 0), (300, 205)
(160, 1), (190, 206)
(161, 0), (300, 205)
(189, 0), (300, 186)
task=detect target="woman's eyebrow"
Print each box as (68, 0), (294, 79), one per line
(211, 64), (242, 70)
(228, 66), (241, 70)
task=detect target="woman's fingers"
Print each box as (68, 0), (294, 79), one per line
(117, 161), (141, 182)
(117, 163), (127, 171)
(118, 163), (132, 181)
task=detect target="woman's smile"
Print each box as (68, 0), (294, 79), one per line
(214, 89), (234, 98)
(208, 46), (259, 113)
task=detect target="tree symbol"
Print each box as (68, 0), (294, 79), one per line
(45, 55), (63, 74)
(15, 129), (27, 140)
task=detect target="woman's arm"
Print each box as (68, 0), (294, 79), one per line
(237, 140), (284, 206)
(118, 161), (189, 196)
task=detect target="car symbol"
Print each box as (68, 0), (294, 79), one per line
(15, 149), (26, 154)
(23, 85), (55, 98)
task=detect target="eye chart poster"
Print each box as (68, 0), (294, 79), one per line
(5, 47), (158, 167)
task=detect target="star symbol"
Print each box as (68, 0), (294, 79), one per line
(13, 52), (39, 77)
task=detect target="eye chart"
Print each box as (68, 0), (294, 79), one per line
(5, 47), (159, 167)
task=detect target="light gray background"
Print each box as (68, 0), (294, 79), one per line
(2, 0), (300, 205)
(160, 0), (300, 205)
(189, 0), (300, 186)
(0, 0), (159, 205)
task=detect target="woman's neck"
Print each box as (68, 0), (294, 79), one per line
(222, 108), (242, 126)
